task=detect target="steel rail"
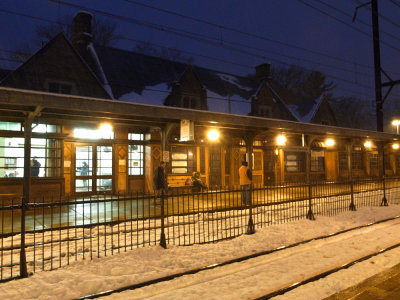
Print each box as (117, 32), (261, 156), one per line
(74, 215), (400, 299)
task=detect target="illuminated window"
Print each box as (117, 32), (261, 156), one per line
(128, 133), (144, 141)
(0, 121), (21, 131)
(73, 128), (114, 140)
(128, 133), (144, 176)
(0, 137), (62, 178)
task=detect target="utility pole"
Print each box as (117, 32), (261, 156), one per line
(354, 0), (400, 132)
(371, 0), (383, 132)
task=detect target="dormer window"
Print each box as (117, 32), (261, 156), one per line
(182, 96), (199, 109)
(258, 104), (272, 118)
(45, 80), (76, 95)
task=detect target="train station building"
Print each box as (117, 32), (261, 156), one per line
(0, 12), (399, 202)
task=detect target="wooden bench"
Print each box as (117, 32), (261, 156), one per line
(167, 175), (195, 194)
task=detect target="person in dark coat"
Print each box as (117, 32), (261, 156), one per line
(30, 158), (41, 177)
(192, 171), (207, 192)
(153, 161), (167, 203)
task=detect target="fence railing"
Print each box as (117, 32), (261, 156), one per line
(1, 177), (400, 282)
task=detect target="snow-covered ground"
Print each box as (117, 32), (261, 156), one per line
(1, 204), (400, 300)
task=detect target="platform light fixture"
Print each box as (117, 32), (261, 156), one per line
(393, 143), (399, 150)
(364, 141), (372, 148)
(325, 138), (335, 147)
(207, 129), (220, 141)
(276, 135), (286, 146)
(392, 120), (400, 134)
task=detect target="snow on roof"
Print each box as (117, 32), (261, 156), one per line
(119, 83), (170, 106)
(215, 72), (254, 91)
(87, 43), (114, 99)
(206, 89), (251, 115)
(287, 95), (325, 123)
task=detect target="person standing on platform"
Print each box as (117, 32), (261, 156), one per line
(153, 161), (167, 204)
(30, 157), (41, 177)
(239, 161), (252, 205)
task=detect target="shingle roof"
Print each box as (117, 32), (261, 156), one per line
(93, 44), (259, 113)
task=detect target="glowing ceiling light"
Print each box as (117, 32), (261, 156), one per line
(325, 138), (335, 147)
(276, 135), (286, 146)
(207, 129), (220, 141)
(364, 141), (372, 148)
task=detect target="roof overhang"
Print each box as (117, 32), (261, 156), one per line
(0, 87), (397, 141)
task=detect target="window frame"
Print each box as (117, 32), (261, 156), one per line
(128, 133), (145, 176)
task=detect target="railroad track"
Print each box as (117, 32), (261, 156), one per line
(76, 215), (400, 299)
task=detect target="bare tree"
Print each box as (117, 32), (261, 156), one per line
(135, 41), (194, 64)
(11, 14), (120, 62)
(271, 65), (335, 100)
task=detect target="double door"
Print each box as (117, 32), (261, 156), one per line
(75, 144), (113, 194)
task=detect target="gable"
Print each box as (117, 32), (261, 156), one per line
(250, 81), (298, 121)
(1, 34), (110, 99)
(310, 98), (337, 126)
(164, 67), (208, 110)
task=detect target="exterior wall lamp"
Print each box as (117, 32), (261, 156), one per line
(364, 141), (372, 148)
(276, 135), (286, 146)
(207, 129), (220, 141)
(392, 120), (400, 134)
(325, 138), (335, 147)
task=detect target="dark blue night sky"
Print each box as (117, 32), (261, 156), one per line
(1, 0), (400, 107)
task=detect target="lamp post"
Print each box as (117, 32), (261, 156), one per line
(392, 120), (400, 134)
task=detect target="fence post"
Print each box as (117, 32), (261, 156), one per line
(246, 184), (255, 234)
(159, 189), (167, 248)
(380, 176), (388, 206)
(20, 196), (28, 278)
(306, 183), (315, 220)
(349, 180), (356, 211)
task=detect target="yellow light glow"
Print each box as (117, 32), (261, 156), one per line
(99, 123), (112, 133)
(276, 135), (286, 146)
(364, 141), (372, 148)
(188, 151), (193, 156)
(207, 129), (220, 141)
(275, 149), (279, 156)
(393, 143), (399, 150)
(392, 120), (400, 126)
(325, 138), (335, 147)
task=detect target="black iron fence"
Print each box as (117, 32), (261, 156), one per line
(1, 177), (400, 282)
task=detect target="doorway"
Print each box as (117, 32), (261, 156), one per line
(75, 144), (113, 194)
(209, 146), (221, 188)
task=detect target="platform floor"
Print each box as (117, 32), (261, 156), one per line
(325, 262), (400, 300)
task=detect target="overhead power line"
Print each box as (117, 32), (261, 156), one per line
(35, 0), (397, 88)
(297, 0), (400, 53)
(45, 0), (383, 69)
(315, 0), (400, 43)
(2, 3), (399, 98)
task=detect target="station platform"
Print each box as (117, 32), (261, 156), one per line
(325, 262), (400, 299)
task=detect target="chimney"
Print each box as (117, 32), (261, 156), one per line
(73, 12), (93, 58)
(255, 63), (271, 79)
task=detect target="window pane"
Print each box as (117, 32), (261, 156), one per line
(129, 144), (143, 175)
(97, 178), (112, 191)
(74, 128), (114, 140)
(128, 133), (144, 141)
(76, 179), (92, 192)
(97, 146), (113, 176)
(0, 137), (24, 177)
(0, 122), (21, 131)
